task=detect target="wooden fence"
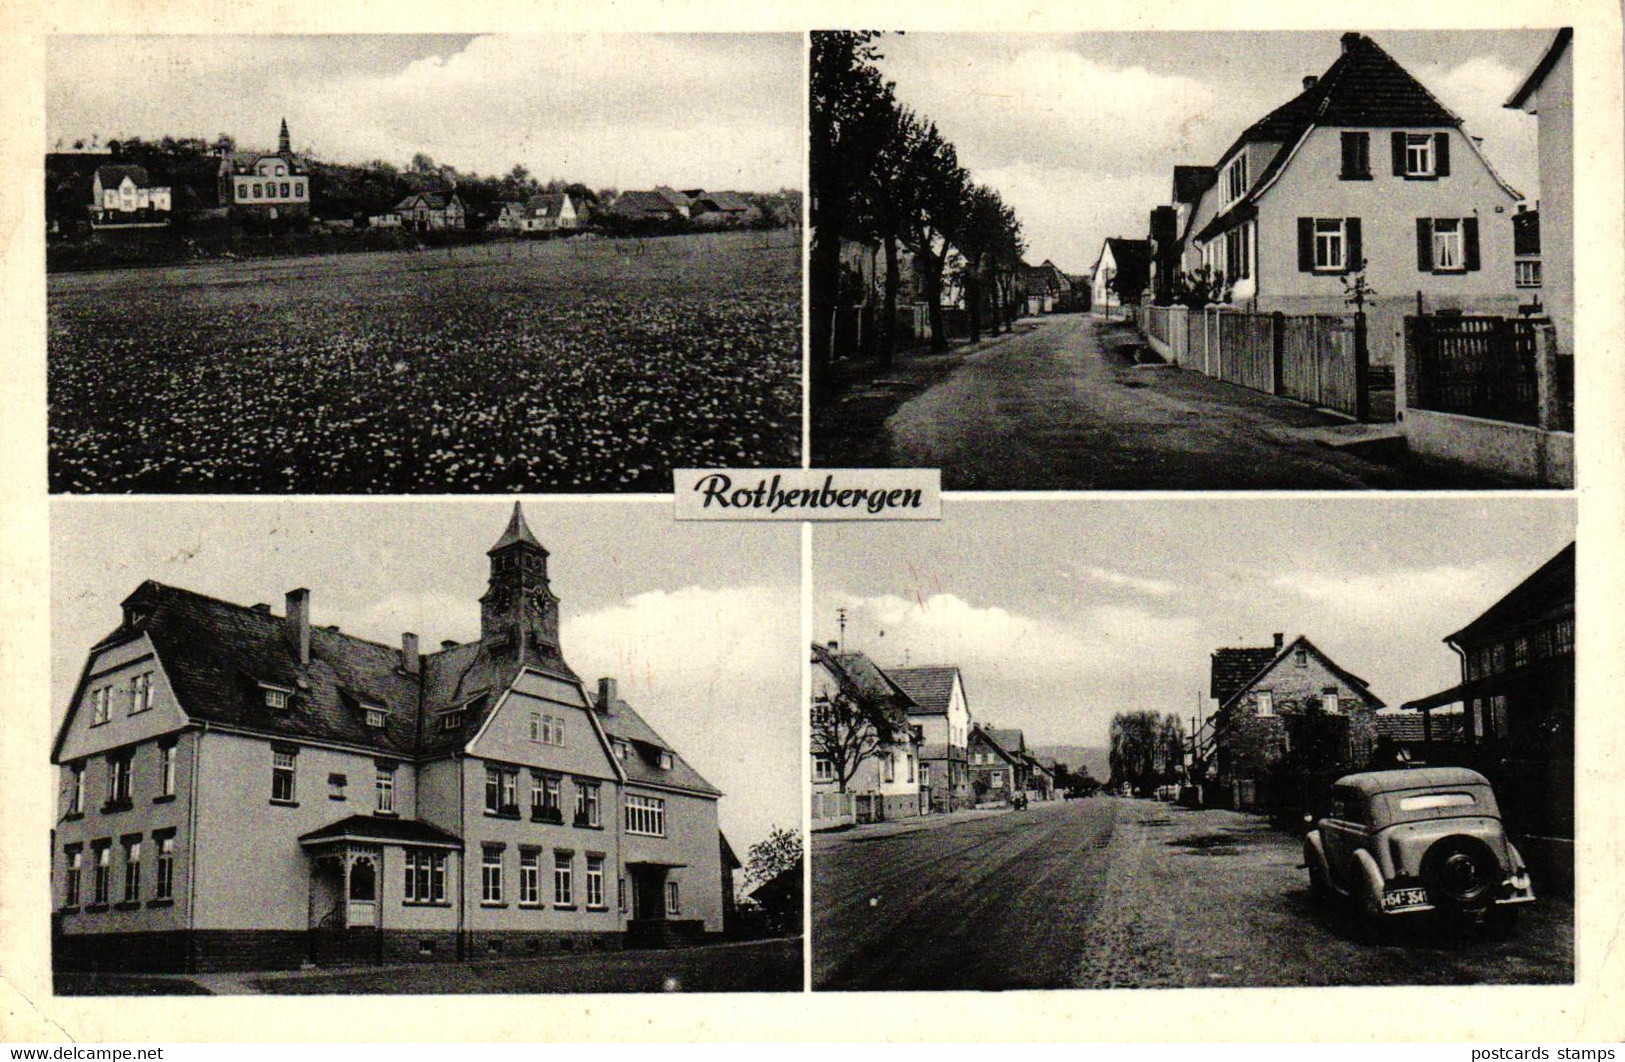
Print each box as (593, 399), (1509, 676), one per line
(1279, 314), (1361, 417)
(1405, 315), (1551, 428)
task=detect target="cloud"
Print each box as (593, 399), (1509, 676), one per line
(1268, 563), (1514, 622)
(1415, 55), (1539, 198)
(1075, 565), (1177, 597)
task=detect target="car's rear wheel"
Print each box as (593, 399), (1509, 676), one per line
(1421, 835), (1500, 912)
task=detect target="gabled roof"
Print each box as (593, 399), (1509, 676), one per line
(597, 692), (721, 797)
(524, 192), (572, 219)
(969, 726), (1023, 766)
(94, 164), (153, 188)
(489, 500), (544, 553)
(886, 665), (961, 715)
(1446, 542), (1574, 647)
(653, 186), (692, 209)
(1216, 634), (1385, 712)
(1172, 165), (1215, 204)
(223, 149), (306, 175)
(609, 190), (681, 216)
(1210, 646), (1279, 703)
(985, 727), (1026, 756)
(720, 832), (742, 872)
(694, 191), (751, 212)
(1374, 712), (1466, 744)
(1505, 28), (1572, 110)
(814, 646), (918, 715)
(299, 813), (462, 849)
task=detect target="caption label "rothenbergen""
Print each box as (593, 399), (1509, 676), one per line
(673, 469), (941, 521)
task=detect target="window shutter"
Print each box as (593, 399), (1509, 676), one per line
(1435, 132), (1451, 177)
(1416, 218), (1434, 271)
(1340, 133), (1356, 179)
(1392, 132), (1407, 176)
(1345, 218), (1362, 274)
(1297, 217), (1314, 272)
(1463, 216), (1480, 271)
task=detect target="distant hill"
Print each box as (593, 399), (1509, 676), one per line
(1032, 745), (1109, 782)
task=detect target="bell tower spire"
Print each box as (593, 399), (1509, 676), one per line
(479, 503), (567, 673)
(278, 117), (291, 156)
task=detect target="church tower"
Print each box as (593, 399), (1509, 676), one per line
(278, 118), (291, 156)
(479, 503), (571, 677)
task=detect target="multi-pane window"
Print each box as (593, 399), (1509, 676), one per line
(1404, 133), (1435, 177)
(271, 749), (296, 803)
(159, 743), (176, 797)
(130, 672), (153, 714)
(1224, 225), (1251, 280)
(1224, 153), (1249, 204)
(64, 849), (82, 907)
(404, 850), (446, 904)
(553, 853), (573, 906)
(665, 881), (680, 916)
(1313, 219), (1345, 272)
(1555, 618), (1575, 654)
(107, 752), (133, 807)
(529, 713), (542, 742)
(1432, 218), (1464, 271)
(1256, 691), (1274, 717)
(812, 758), (834, 783)
(585, 856), (605, 908)
(295, 181), (305, 198)
(481, 847), (503, 904)
(625, 794), (666, 837)
(440, 710), (463, 732)
(1514, 636), (1531, 669)
(92, 687), (111, 726)
(536, 715), (564, 746)
(281, 182), (290, 198)
(575, 781), (600, 827)
(1322, 689), (1340, 714)
(155, 837), (174, 901)
(881, 754), (895, 783)
(519, 850), (541, 905)
(93, 845), (111, 905)
(485, 766), (518, 815)
(1491, 643), (1507, 674)
(122, 839), (141, 903)
(376, 765), (395, 813)
(364, 706), (387, 728)
(68, 763), (84, 816)
(262, 685), (291, 710)
(1516, 259), (1543, 288)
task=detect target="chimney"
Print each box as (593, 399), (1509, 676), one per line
(400, 632), (419, 674)
(598, 677), (618, 714)
(827, 640), (839, 651)
(1272, 632), (1285, 650)
(285, 588), (311, 666)
(1302, 75), (1318, 90)
(1341, 32), (1361, 53)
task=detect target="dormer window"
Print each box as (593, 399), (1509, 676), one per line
(659, 750), (674, 771)
(1223, 153), (1249, 206)
(260, 683), (294, 710)
(441, 710), (464, 732)
(616, 741), (630, 762)
(363, 704), (388, 728)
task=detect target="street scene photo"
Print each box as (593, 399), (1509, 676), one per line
(47, 35), (803, 493)
(50, 501), (803, 994)
(810, 498), (1574, 990)
(810, 30), (1573, 489)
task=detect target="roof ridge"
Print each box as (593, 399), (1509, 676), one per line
(138, 580), (414, 657)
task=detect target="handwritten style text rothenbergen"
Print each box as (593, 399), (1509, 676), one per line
(695, 472), (923, 516)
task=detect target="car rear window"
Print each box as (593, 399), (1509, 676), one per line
(1398, 792), (1476, 812)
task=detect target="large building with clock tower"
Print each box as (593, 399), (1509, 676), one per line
(51, 504), (727, 974)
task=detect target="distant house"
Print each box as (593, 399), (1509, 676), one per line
(969, 725), (1029, 805)
(685, 190), (758, 227)
(492, 201), (528, 231)
(522, 192), (579, 232)
(1020, 260), (1073, 315)
(1090, 238), (1151, 316)
(1401, 542), (1574, 849)
(1506, 28), (1573, 354)
(746, 858), (803, 937)
(1172, 32), (1523, 363)
(606, 189), (687, 223)
(217, 119), (311, 225)
(1204, 633), (1385, 810)
(89, 165), (171, 227)
(887, 666), (972, 813)
(392, 191), (467, 232)
(810, 643), (922, 826)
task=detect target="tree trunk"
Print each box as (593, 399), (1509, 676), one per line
(924, 253), (948, 353)
(808, 224), (844, 401)
(965, 265), (982, 343)
(881, 235), (900, 366)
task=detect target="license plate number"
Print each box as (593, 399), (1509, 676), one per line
(1381, 886), (1429, 910)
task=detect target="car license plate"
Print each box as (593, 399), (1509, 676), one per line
(1381, 886), (1429, 911)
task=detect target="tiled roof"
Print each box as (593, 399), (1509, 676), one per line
(609, 190), (680, 217)
(970, 726), (1022, 766)
(1104, 238), (1152, 287)
(94, 164), (153, 188)
(489, 501), (543, 553)
(299, 813), (462, 848)
(826, 650), (917, 716)
(653, 186), (692, 209)
(1374, 713), (1466, 744)
(1172, 165), (1215, 204)
(1447, 542), (1573, 646)
(984, 727), (1026, 756)
(597, 694), (721, 797)
(1212, 635), (1385, 711)
(886, 666), (959, 715)
(1210, 646), (1279, 702)
(696, 191), (751, 212)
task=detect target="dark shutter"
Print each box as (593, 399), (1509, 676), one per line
(1463, 216), (1480, 271)
(1345, 218), (1362, 273)
(1416, 218), (1434, 271)
(1298, 217), (1315, 272)
(1340, 133), (1356, 179)
(1392, 132), (1407, 176)
(1435, 132), (1451, 177)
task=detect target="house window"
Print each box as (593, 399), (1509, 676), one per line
(159, 742), (176, 797)
(529, 712), (542, 742)
(1491, 643), (1507, 674)
(906, 753), (915, 784)
(364, 706), (387, 728)
(1322, 689), (1340, 714)
(404, 850), (446, 903)
(812, 758), (834, 784)
(1515, 259), (1542, 288)
(122, 838), (141, 903)
(1340, 131), (1371, 179)
(328, 772), (347, 800)
(991, 770), (1005, 787)
(1223, 153), (1249, 205)
(1432, 219), (1464, 271)
(1257, 691), (1274, 717)
(91, 687), (110, 726)
(252, 183), (262, 198)
(64, 849), (82, 907)
(294, 181), (304, 198)
(919, 762), (931, 787)
(1295, 648), (1309, 667)
(155, 836), (174, 901)
(659, 750), (674, 770)
(665, 880), (680, 916)
(130, 672), (153, 714)
(553, 853), (573, 906)
(481, 847), (504, 904)
(1404, 133), (1435, 177)
(375, 765), (395, 813)
(625, 794), (666, 837)
(586, 856), (605, 908)
(1514, 636), (1530, 668)
(271, 749), (296, 803)
(618, 876), (628, 913)
(546, 715), (565, 746)
(545, 775), (562, 814)
(1225, 225), (1251, 280)
(1313, 219), (1345, 272)
(519, 850), (540, 906)
(575, 781), (601, 828)
(485, 766), (518, 816)
(440, 710), (463, 732)
(68, 763), (84, 816)
(262, 685), (291, 710)
(107, 751), (133, 807)
(1555, 618), (1575, 653)
(92, 844), (111, 905)
(881, 753), (895, 783)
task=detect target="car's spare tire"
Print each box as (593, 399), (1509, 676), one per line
(1420, 835), (1500, 910)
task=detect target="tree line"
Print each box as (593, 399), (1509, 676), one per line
(1108, 711), (1187, 793)
(810, 32), (1027, 396)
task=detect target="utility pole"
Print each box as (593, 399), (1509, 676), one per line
(835, 607), (848, 651)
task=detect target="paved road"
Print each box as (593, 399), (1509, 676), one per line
(880, 315), (1511, 490)
(813, 798), (1572, 990)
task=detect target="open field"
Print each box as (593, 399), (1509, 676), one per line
(49, 230), (800, 492)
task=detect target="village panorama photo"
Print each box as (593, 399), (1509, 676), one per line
(810, 497), (1574, 990)
(810, 29), (1573, 490)
(48, 501), (804, 993)
(46, 35), (804, 493)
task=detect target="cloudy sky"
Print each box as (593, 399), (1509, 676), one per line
(815, 497), (1575, 751)
(47, 34), (803, 192)
(875, 30), (1554, 273)
(51, 500), (801, 855)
